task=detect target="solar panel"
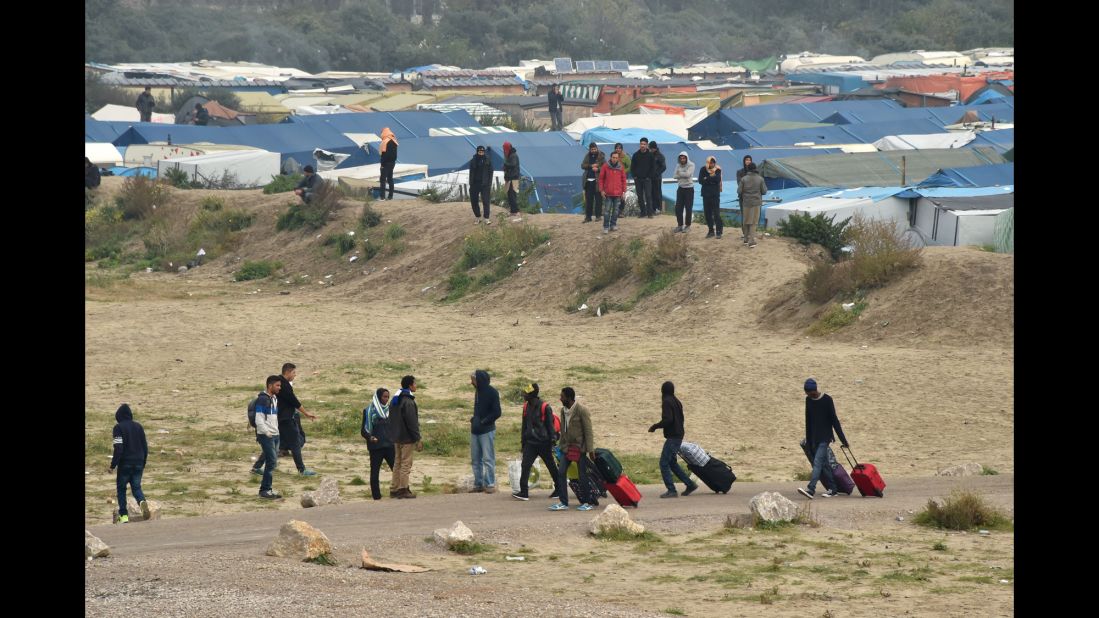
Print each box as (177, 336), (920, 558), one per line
(594, 60), (613, 71)
(575, 61), (596, 72)
(554, 57), (574, 73)
(611, 61), (630, 71)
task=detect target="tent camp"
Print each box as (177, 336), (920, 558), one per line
(909, 190), (1015, 247)
(123, 143), (261, 167)
(917, 162), (1014, 188)
(91, 104), (175, 124)
(874, 132), (977, 151)
(335, 132), (578, 175)
(658, 184), (840, 225)
(763, 187), (912, 231)
(157, 150), (281, 188)
(285, 110), (481, 139)
(723, 119), (948, 149)
(86, 143), (125, 167)
(579, 127), (684, 148)
(566, 114), (693, 141)
(112, 122), (359, 166)
(320, 163), (429, 195)
(392, 169), (505, 201)
(821, 102), (1014, 126)
(174, 96), (253, 126)
(86, 118), (140, 143)
(687, 100), (903, 140)
(761, 148), (1007, 188)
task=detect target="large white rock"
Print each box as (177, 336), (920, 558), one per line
(749, 491), (800, 523)
(433, 520), (474, 548)
(266, 520), (333, 560)
(301, 478), (341, 508)
(85, 530), (110, 559)
(589, 504), (645, 536)
(937, 463), (984, 477)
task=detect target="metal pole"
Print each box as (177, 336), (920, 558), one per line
(901, 155), (906, 186)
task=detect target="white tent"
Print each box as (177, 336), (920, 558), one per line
(91, 103), (174, 124)
(293, 105), (353, 115)
(564, 114), (692, 140)
(86, 143), (124, 167)
(320, 163), (429, 195)
(158, 150), (280, 188)
(764, 188), (910, 231)
(910, 193), (1014, 247)
(124, 143), (260, 166)
(393, 169), (505, 201)
(874, 132), (976, 151)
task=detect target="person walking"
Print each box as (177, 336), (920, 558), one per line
(253, 375), (283, 500)
(672, 151), (695, 233)
(698, 156), (724, 239)
(378, 127), (398, 200)
(512, 383), (562, 501)
(135, 87), (156, 123)
(547, 84), (565, 131)
(470, 370), (502, 494)
(389, 375), (423, 499)
(598, 150), (628, 234)
(503, 141), (521, 219)
(549, 387), (596, 512)
(253, 363), (316, 477)
(468, 145), (494, 224)
(647, 381), (699, 498)
(631, 138), (654, 218)
(361, 387), (396, 500)
(580, 142), (606, 223)
(649, 141), (667, 214)
(109, 404), (149, 523)
(798, 379), (850, 500)
(737, 162), (767, 248)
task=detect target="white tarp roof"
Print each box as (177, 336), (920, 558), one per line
(158, 150), (280, 188)
(392, 169), (506, 201)
(319, 162), (428, 183)
(874, 132), (976, 151)
(427, 126), (516, 136)
(564, 114), (692, 140)
(293, 105), (354, 115)
(86, 143), (125, 166)
(91, 104), (175, 124)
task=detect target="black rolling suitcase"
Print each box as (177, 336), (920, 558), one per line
(687, 457), (736, 494)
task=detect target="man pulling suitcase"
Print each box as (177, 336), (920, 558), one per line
(797, 378), (849, 500)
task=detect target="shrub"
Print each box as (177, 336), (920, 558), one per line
(448, 540), (493, 555)
(384, 223), (406, 241)
(359, 202), (382, 228)
(587, 238), (632, 292)
(234, 260), (282, 281)
(912, 489), (1012, 531)
(85, 202), (131, 262)
(324, 232), (357, 256)
(276, 182), (343, 231)
(635, 231), (689, 281)
(200, 196), (224, 211)
(163, 167), (195, 189)
(846, 216), (922, 289)
(807, 301), (867, 336)
(263, 174), (302, 194)
(777, 212), (851, 260)
(419, 184), (458, 203)
(802, 260), (854, 304)
(116, 175), (167, 220)
(446, 223), (550, 300)
(491, 179), (539, 214)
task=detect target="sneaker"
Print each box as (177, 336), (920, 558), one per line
(250, 467), (263, 476)
(716, 232), (723, 239)
(577, 503), (594, 511)
(548, 502), (569, 511)
(511, 491), (530, 501)
(484, 486), (497, 494)
(659, 490), (679, 499)
(259, 490), (282, 500)
(797, 488), (814, 500)
(396, 488), (417, 499)
(484, 218), (492, 225)
(299, 469), (317, 477)
(822, 489), (839, 498)
(603, 228), (609, 234)
(705, 230), (715, 238)
(140, 500), (151, 520)
(469, 486), (485, 493)
(674, 226), (683, 233)
(683, 483), (699, 497)
(610, 226), (618, 232)
(749, 242), (757, 248)
(117, 514), (129, 524)
(583, 218), (592, 223)
(683, 225), (691, 233)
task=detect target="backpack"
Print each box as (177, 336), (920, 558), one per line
(523, 401), (560, 443)
(247, 394), (260, 428)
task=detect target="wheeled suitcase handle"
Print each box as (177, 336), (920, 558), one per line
(840, 444), (859, 468)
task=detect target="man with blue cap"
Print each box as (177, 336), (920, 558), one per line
(798, 378), (849, 500)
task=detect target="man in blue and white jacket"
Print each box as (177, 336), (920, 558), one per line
(254, 376), (283, 499)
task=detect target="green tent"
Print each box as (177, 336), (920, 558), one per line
(761, 148), (1008, 188)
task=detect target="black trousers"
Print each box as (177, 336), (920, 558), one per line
(369, 446), (396, 500)
(380, 165), (395, 199)
(635, 177), (652, 217)
(675, 187), (695, 227)
(470, 184), (490, 219)
(583, 181), (603, 219)
(651, 177), (664, 212)
(520, 443), (561, 495)
(703, 194), (723, 232)
(507, 181), (519, 213)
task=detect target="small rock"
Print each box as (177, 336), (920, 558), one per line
(349, 256), (358, 262)
(469, 566), (487, 575)
(266, 520), (333, 560)
(177, 266), (188, 273)
(85, 530), (110, 559)
(279, 291), (290, 295)
(749, 491), (800, 524)
(360, 548), (430, 573)
(300, 477), (341, 508)
(434, 521), (474, 548)
(936, 463), (983, 477)
(896, 516), (905, 522)
(589, 504), (645, 536)
(505, 555), (525, 561)
(979, 530), (990, 536)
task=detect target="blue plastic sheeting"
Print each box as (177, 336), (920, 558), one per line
(917, 163), (1014, 188)
(111, 122), (359, 164)
(86, 118), (139, 143)
(107, 166), (157, 178)
(336, 131), (577, 171)
(285, 110), (480, 139)
(966, 129), (1013, 153)
(659, 183), (841, 224)
(904, 186), (1014, 199)
(579, 127), (684, 148)
(823, 102), (1015, 126)
(688, 100), (903, 139)
(968, 90), (1012, 105)
(724, 119), (947, 149)
(678, 145), (841, 179)
(498, 144), (590, 213)
(786, 73), (869, 93)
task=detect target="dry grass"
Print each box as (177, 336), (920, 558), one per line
(912, 489), (1012, 531)
(846, 215), (923, 289)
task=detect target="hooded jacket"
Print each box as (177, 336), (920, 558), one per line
(379, 128), (399, 166)
(598, 159), (628, 197)
(580, 148), (606, 180)
(253, 391), (279, 437)
(111, 404), (149, 469)
(502, 142), (520, 181)
(650, 143), (667, 180)
(468, 151), (494, 187)
(471, 370), (502, 435)
(698, 162), (723, 198)
(738, 169), (768, 210)
(388, 389), (421, 444)
(736, 156), (753, 183)
(651, 383), (685, 440)
(520, 396), (556, 447)
(673, 152), (695, 188)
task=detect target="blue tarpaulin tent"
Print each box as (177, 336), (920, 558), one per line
(688, 100), (903, 139)
(336, 132), (577, 172)
(286, 110), (481, 139)
(658, 183), (842, 225)
(966, 129), (1014, 153)
(86, 118), (137, 143)
(111, 122), (359, 164)
(579, 127), (684, 148)
(786, 73), (870, 93)
(917, 163), (1014, 188)
(823, 102), (1014, 126)
(723, 119), (947, 149)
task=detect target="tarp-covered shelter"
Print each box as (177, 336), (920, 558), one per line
(285, 110), (480, 139)
(917, 163), (1014, 188)
(761, 148), (1007, 188)
(687, 100), (903, 139)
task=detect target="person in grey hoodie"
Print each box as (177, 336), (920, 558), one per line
(672, 151), (695, 233)
(469, 369), (502, 493)
(737, 162), (767, 248)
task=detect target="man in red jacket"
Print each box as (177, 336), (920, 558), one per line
(598, 151), (628, 234)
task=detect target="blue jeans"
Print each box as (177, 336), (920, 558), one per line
(808, 441), (836, 495)
(257, 434), (280, 493)
(470, 430), (497, 488)
(116, 464), (146, 515)
(603, 196), (622, 229)
(659, 438), (693, 491)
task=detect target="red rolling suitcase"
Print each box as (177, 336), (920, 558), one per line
(841, 446), (885, 497)
(604, 474), (642, 507)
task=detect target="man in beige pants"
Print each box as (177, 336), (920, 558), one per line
(737, 162), (768, 248)
(389, 375), (423, 498)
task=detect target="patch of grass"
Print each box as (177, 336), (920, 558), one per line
(263, 174), (302, 194)
(976, 244), (997, 253)
(421, 422), (470, 457)
(324, 232), (357, 256)
(981, 466), (999, 475)
(419, 184), (459, 203)
(593, 529), (662, 543)
(445, 223), (550, 301)
(312, 407), (364, 439)
(234, 260), (283, 282)
(663, 609), (686, 616)
(792, 469), (812, 481)
(384, 223), (406, 241)
(613, 453), (663, 485)
(912, 489), (1013, 531)
(636, 269), (684, 300)
(500, 376), (535, 405)
(448, 540), (493, 555)
(305, 553), (337, 566)
(932, 541), (948, 551)
(375, 361), (413, 373)
(881, 566), (933, 583)
(807, 301), (868, 336)
(276, 183), (342, 231)
(359, 202), (382, 228)
(759, 586), (780, 605)
(846, 215), (922, 289)
(116, 175), (168, 220)
(585, 238), (633, 292)
(635, 231), (689, 281)
(349, 476), (367, 486)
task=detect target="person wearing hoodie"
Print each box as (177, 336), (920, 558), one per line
(378, 127), (399, 200)
(736, 155), (754, 243)
(631, 138), (654, 218)
(362, 387), (395, 500)
(580, 142), (606, 223)
(469, 369), (502, 493)
(647, 381), (699, 499)
(110, 403), (150, 523)
(649, 141), (667, 214)
(253, 363), (316, 477)
(598, 150), (628, 233)
(253, 375), (283, 500)
(502, 141), (521, 217)
(468, 145), (494, 224)
(549, 387), (596, 512)
(613, 143), (631, 175)
(672, 151), (695, 233)
(698, 156), (724, 239)
(512, 383), (562, 501)
(738, 162), (768, 248)
(388, 375), (423, 499)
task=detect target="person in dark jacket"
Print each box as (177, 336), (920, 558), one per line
(85, 157), (101, 190)
(253, 363), (316, 477)
(110, 403), (149, 523)
(135, 87), (155, 122)
(631, 138), (654, 218)
(549, 386), (597, 511)
(649, 141), (667, 214)
(192, 103), (210, 126)
(698, 156), (724, 238)
(512, 383), (562, 501)
(737, 162), (767, 248)
(503, 141), (521, 217)
(294, 165), (322, 204)
(580, 142), (606, 222)
(469, 369), (502, 493)
(735, 155), (754, 184)
(736, 155), (754, 243)
(388, 375), (423, 499)
(547, 84), (565, 131)
(798, 379), (850, 500)
(467, 145), (494, 223)
(648, 381), (699, 498)
(362, 387), (395, 500)
(378, 127), (398, 200)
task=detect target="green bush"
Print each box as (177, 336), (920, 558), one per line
(359, 202), (382, 228)
(276, 182), (343, 231)
(635, 231), (689, 281)
(491, 179), (539, 214)
(777, 212), (851, 260)
(234, 260), (282, 281)
(802, 260), (853, 304)
(445, 222), (550, 300)
(324, 233), (357, 256)
(200, 196), (224, 211)
(912, 489), (1012, 531)
(807, 301), (867, 336)
(85, 202), (132, 262)
(846, 216), (922, 289)
(384, 223), (406, 241)
(263, 174), (303, 194)
(587, 238), (632, 292)
(116, 175), (167, 220)
(419, 184), (458, 203)
(163, 167), (195, 189)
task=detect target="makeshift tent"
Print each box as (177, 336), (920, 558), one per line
(679, 146), (843, 189)
(320, 163), (429, 196)
(427, 126), (516, 137)
(124, 143), (261, 167)
(723, 119), (948, 149)
(107, 166), (157, 178)
(910, 192), (1015, 247)
(579, 127), (684, 148)
(758, 120), (835, 132)
(285, 110), (480, 139)
(157, 150), (281, 188)
(659, 184), (839, 225)
(764, 187), (912, 231)
(91, 104), (174, 124)
(86, 143), (124, 167)
(494, 144), (590, 213)
(874, 132), (977, 151)
(761, 148), (1007, 188)
(335, 132), (577, 174)
(174, 96), (250, 126)
(687, 100), (903, 140)
(112, 122), (359, 165)
(392, 169), (505, 201)
(566, 114), (693, 140)
(917, 163), (1014, 188)
(86, 118), (139, 143)
(966, 129), (1013, 153)
(821, 102), (1014, 127)
(786, 72), (870, 93)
